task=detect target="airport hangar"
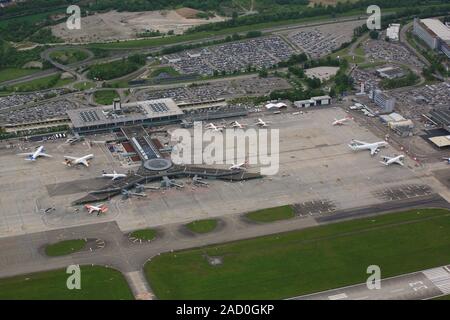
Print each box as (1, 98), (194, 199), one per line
(426, 108), (450, 148)
(66, 98), (262, 205)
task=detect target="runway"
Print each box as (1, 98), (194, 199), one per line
(290, 265), (450, 300)
(0, 194), (448, 300)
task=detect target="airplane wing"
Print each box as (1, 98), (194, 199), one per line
(352, 140), (367, 145)
(80, 159), (89, 167)
(40, 153), (52, 158)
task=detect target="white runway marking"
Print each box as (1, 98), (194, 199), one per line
(423, 267), (450, 294)
(328, 293), (348, 300)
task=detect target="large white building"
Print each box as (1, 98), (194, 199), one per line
(413, 18), (450, 58)
(386, 24), (400, 41)
(370, 90), (396, 113)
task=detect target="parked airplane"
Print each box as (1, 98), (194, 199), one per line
(161, 176), (184, 189)
(192, 175), (209, 186)
(229, 160), (249, 171)
(64, 154), (94, 167)
(443, 157), (450, 164)
(205, 123), (224, 132)
(85, 204), (108, 216)
(333, 116), (353, 126)
(230, 121), (246, 129)
(18, 146), (52, 161)
(102, 170), (126, 180)
(256, 118), (270, 127)
(380, 155), (405, 166)
(348, 140), (388, 156)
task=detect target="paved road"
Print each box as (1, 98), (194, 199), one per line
(2, 15), (369, 87)
(0, 194), (447, 299)
(291, 265), (450, 300)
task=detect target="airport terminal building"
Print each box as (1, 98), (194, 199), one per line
(67, 98), (184, 134)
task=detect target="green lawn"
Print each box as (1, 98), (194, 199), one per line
(130, 229), (157, 241)
(145, 208), (450, 299)
(150, 66), (180, 78)
(45, 239), (87, 257)
(93, 90), (119, 105)
(2, 73), (73, 93)
(49, 49), (89, 65)
(0, 68), (40, 83)
(433, 295), (450, 300)
(74, 81), (96, 91)
(245, 205), (295, 223)
(0, 266), (134, 300)
(186, 219), (218, 234)
(329, 46), (366, 65)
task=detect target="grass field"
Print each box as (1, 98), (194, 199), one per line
(245, 205), (295, 223)
(0, 68), (40, 83)
(433, 295), (450, 300)
(130, 229), (157, 241)
(49, 49), (89, 65)
(0, 266), (134, 300)
(74, 81), (96, 91)
(150, 66), (180, 78)
(1, 73), (73, 93)
(45, 239), (87, 257)
(145, 208), (450, 299)
(186, 219), (218, 234)
(93, 90), (119, 105)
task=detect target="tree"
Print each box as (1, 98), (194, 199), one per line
(369, 30), (379, 40)
(259, 68), (268, 78)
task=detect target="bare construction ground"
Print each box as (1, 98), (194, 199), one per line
(51, 9), (227, 43)
(305, 66), (339, 81)
(0, 107), (447, 238)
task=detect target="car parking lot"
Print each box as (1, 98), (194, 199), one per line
(163, 36), (295, 75)
(137, 76), (292, 104)
(0, 89), (68, 111)
(363, 39), (424, 69)
(390, 82), (450, 122)
(350, 68), (381, 92)
(286, 20), (362, 58)
(0, 98), (81, 125)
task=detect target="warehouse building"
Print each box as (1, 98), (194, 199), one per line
(376, 66), (405, 80)
(429, 135), (450, 148)
(428, 108), (450, 133)
(413, 18), (450, 58)
(294, 95), (331, 108)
